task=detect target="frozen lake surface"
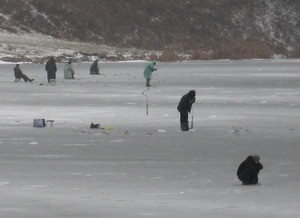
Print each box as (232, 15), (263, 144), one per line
(0, 60), (300, 217)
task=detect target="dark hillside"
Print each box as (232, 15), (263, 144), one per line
(1, 0), (300, 59)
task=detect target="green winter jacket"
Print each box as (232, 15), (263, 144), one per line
(144, 61), (157, 79)
(64, 63), (75, 79)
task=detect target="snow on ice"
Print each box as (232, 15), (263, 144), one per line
(0, 60), (300, 217)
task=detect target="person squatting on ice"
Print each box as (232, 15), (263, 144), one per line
(14, 64), (34, 82)
(143, 61), (157, 87)
(90, 59), (100, 75)
(45, 57), (57, 83)
(237, 155), (263, 185)
(64, 61), (75, 79)
(177, 90), (196, 131)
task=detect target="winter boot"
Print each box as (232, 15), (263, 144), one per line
(184, 122), (190, 131)
(146, 78), (151, 87)
(180, 122), (190, 131)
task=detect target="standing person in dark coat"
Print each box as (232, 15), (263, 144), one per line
(177, 90), (196, 131)
(45, 57), (57, 83)
(90, 59), (100, 75)
(14, 64), (34, 82)
(237, 155), (263, 185)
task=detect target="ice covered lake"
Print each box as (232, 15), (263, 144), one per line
(0, 59), (300, 217)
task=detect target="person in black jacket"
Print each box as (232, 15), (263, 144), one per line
(45, 57), (57, 83)
(237, 155), (263, 185)
(90, 59), (100, 75)
(14, 64), (34, 82)
(177, 90), (196, 131)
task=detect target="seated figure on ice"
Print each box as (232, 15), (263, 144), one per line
(237, 155), (263, 185)
(14, 64), (34, 82)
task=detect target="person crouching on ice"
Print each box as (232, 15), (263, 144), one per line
(237, 155), (263, 185)
(177, 90), (196, 131)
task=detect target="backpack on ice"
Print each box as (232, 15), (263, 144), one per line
(33, 119), (46, 128)
(90, 123), (100, 129)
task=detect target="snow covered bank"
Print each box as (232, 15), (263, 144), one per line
(0, 32), (160, 63)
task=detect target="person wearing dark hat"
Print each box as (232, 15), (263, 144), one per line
(45, 57), (57, 83)
(90, 59), (100, 75)
(13, 64), (34, 82)
(177, 90), (196, 131)
(143, 61), (157, 87)
(237, 155), (263, 185)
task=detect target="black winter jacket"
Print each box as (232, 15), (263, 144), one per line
(45, 58), (57, 73)
(177, 92), (196, 113)
(14, 66), (23, 78)
(237, 156), (263, 180)
(90, 60), (99, 74)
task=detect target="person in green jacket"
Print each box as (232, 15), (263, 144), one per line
(64, 61), (75, 79)
(143, 61), (157, 87)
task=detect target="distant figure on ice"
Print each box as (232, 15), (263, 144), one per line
(14, 64), (34, 82)
(90, 59), (100, 75)
(143, 61), (157, 87)
(237, 155), (263, 185)
(45, 57), (57, 84)
(64, 61), (75, 79)
(177, 90), (196, 131)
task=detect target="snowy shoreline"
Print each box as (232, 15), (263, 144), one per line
(0, 32), (161, 63)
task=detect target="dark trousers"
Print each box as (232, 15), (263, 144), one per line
(180, 111), (188, 122)
(146, 78), (151, 87)
(47, 71), (56, 83)
(180, 111), (189, 131)
(238, 169), (258, 185)
(16, 74), (30, 82)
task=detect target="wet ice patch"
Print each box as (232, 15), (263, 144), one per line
(141, 212), (158, 216)
(30, 184), (50, 188)
(110, 139), (123, 143)
(150, 176), (163, 180)
(279, 174), (289, 177)
(0, 208), (27, 213)
(199, 179), (212, 183)
(32, 154), (73, 159)
(62, 144), (90, 147)
(158, 129), (167, 133)
(29, 142), (38, 145)
(0, 181), (10, 186)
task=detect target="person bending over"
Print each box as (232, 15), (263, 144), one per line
(177, 90), (196, 131)
(237, 155), (263, 185)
